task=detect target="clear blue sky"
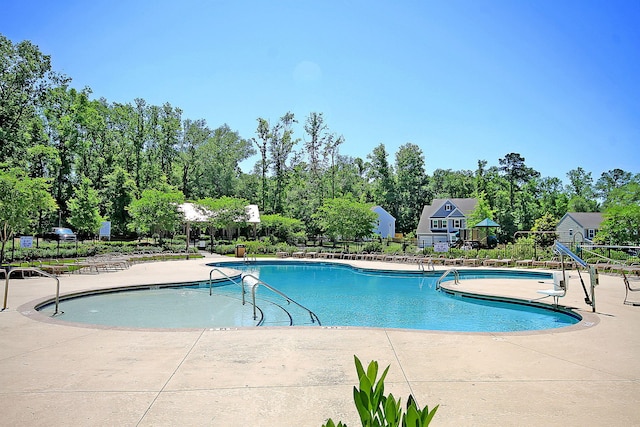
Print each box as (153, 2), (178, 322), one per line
(2, 0), (639, 181)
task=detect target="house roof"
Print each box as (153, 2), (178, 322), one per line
(371, 205), (395, 221)
(416, 198), (478, 234)
(561, 212), (604, 229)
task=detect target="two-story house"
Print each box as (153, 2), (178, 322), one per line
(416, 198), (478, 248)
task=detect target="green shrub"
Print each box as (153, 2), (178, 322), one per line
(363, 241), (383, 253)
(214, 244), (236, 255)
(323, 356), (438, 427)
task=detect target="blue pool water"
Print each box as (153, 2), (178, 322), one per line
(40, 261), (580, 332)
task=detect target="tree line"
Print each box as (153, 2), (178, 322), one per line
(1, 34), (639, 258)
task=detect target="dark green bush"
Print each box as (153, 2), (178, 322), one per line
(363, 241), (383, 253)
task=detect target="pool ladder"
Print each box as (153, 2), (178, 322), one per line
(208, 268), (321, 326)
(418, 258), (435, 271)
(435, 269), (460, 290)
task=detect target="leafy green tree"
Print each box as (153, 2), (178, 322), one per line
(333, 155), (368, 201)
(429, 168), (475, 199)
(68, 92), (109, 188)
(0, 168), (56, 262)
(313, 197), (377, 245)
(175, 118), (209, 198)
(268, 112), (298, 213)
(536, 177), (569, 219)
(68, 177), (104, 240)
(566, 167), (599, 212)
(127, 186), (184, 243)
(596, 168), (632, 204)
(323, 132), (344, 199)
(157, 102), (182, 179)
(102, 167), (137, 236)
(491, 187), (516, 243)
(474, 160), (488, 197)
(517, 179), (539, 232)
(131, 98), (147, 191)
(252, 118), (270, 212)
(395, 143), (428, 234)
(259, 213), (305, 243)
(595, 180), (640, 245)
(0, 35), (65, 163)
(498, 152), (540, 209)
(367, 144), (396, 215)
(531, 212), (558, 247)
(282, 162), (317, 238)
(194, 124), (255, 199)
(465, 193), (495, 227)
(42, 86), (92, 219)
(304, 111), (327, 203)
(26, 143), (60, 181)
(496, 153), (541, 239)
(477, 164), (503, 211)
(196, 196), (249, 241)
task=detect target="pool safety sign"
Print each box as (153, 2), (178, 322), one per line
(20, 236), (33, 248)
(99, 221), (111, 239)
(434, 242), (450, 252)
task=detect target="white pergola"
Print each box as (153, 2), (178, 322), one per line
(178, 203), (211, 258)
(178, 203), (261, 255)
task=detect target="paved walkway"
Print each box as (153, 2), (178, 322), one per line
(1, 254), (639, 426)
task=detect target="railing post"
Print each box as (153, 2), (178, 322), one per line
(3, 268), (59, 314)
(3, 271), (9, 310)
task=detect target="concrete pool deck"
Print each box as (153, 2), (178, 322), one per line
(1, 254), (639, 426)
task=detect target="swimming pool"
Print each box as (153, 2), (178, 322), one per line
(38, 261), (580, 332)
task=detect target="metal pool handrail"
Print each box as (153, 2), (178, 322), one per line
(2, 267), (61, 315)
(418, 258), (435, 271)
(241, 273), (321, 325)
(209, 268), (245, 302)
(436, 268), (460, 290)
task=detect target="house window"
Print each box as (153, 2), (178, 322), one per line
(445, 204), (452, 211)
(453, 219), (461, 229)
(432, 219), (448, 229)
(587, 229), (596, 239)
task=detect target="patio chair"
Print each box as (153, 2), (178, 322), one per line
(462, 258), (480, 267)
(515, 259), (534, 268)
(622, 263), (640, 277)
(531, 258), (546, 268)
(623, 272), (640, 306)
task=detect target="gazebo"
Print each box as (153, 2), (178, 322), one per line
(474, 218), (500, 248)
(178, 202), (211, 258)
(178, 203), (262, 255)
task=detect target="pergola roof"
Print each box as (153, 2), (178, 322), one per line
(178, 202), (261, 224)
(178, 202), (211, 222)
